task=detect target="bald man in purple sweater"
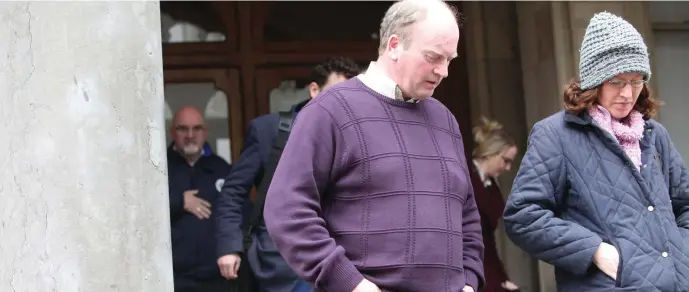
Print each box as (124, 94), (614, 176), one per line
(263, 1), (484, 292)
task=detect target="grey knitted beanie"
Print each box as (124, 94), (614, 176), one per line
(578, 12), (651, 91)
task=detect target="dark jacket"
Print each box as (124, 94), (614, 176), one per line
(504, 110), (689, 291)
(168, 143), (232, 285)
(216, 101), (308, 292)
(470, 165), (511, 292)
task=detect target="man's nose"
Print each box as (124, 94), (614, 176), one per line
(434, 63), (449, 78)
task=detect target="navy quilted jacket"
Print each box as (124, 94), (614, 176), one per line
(504, 110), (689, 291)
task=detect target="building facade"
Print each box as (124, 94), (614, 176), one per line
(161, 2), (689, 291)
(4, 1), (686, 291)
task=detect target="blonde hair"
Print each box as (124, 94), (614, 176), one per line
(472, 117), (516, 159)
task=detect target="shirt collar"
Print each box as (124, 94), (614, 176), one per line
(357, 61), (419, 103)
(472, 159), (492, 188)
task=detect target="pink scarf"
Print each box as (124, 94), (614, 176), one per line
(587, 105), (645, 170)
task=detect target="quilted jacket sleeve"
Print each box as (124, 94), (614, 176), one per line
(503, 121), (603, 276)
(658, 124), (689, 236)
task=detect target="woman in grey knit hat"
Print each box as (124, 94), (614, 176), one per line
(503, 12), (689, 291)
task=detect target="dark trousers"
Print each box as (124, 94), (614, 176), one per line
(236, 252), (259, 292)
(175, 276), (233, 292)
(174, 256), (258, 292)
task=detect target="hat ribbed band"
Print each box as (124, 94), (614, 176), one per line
(579, 48), (651, 91)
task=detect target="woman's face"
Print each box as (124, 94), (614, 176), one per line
(483, 145), (518, 178)
(598, 72), (645, 119)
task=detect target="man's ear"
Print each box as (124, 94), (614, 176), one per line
(308, 82), (321, 99)
(388, 34), (402, 61)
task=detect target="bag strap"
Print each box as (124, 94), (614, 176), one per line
(247, 110), (294, 235)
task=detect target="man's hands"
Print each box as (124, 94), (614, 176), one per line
(593, 242), (620, 280)
(217, 254), (241, 279)
(462, 285), (474, 292)
(352, 278), (381, 292)
(183, 190), (212, 219)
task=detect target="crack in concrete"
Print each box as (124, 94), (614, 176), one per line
(25, 3), (35, 87)
(8, 5), (37, 290)
(41, 176), (54, 291)
(11, 174), (27, 292)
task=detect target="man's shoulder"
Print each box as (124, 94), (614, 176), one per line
(312, 77), (370, 106)
(418, 97), (458, 129)
(297, 78), (369, 122)
(204, 153), (231, 168)
(423, 97), (452, 113)
(250, 112), (280, 129)
(196, 154), (231, 178)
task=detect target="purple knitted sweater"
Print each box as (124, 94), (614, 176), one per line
(264, 77), (485, 292)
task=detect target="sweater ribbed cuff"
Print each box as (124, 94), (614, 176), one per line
(321, 258), (364, 292)
(465, 270), (480, 292)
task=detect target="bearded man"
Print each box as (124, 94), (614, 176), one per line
(167, 106), (234, 292)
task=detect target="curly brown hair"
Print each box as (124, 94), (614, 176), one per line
(308, 57), (361, 88)
(563, 79), (662, 120)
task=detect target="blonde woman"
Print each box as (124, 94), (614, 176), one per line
(470, 117), (520, 292)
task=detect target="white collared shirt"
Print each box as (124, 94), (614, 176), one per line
(357, 61), (419, 103)
(472, 159), (492, 188)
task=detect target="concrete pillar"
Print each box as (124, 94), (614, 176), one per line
(516, 2), (654, 291)
(1, 2), (172, 291)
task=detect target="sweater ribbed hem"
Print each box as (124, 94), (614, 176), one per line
(465, 269), (480, 292)
(320, 259), (364, 292)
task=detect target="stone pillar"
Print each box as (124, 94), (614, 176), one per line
(516, 2), (654, 291)
(1, 2), (173, 291)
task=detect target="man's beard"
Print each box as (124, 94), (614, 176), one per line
(181, 143), (200, 156)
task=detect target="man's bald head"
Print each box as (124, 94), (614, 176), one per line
(171, 106), (208, 159)
(173, 106), (204, 125)
(377, 0), (459, 55)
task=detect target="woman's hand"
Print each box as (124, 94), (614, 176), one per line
(593, 242), (620, 280)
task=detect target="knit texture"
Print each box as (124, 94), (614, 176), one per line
(264, 77), (485, 292)
(579, 12), (651, 90)
(588, 105), (644, 170)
